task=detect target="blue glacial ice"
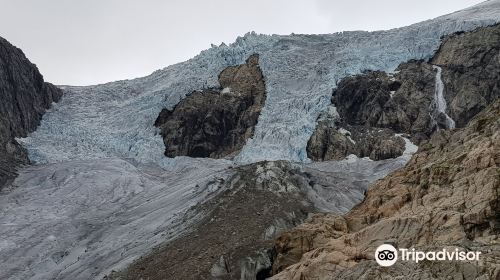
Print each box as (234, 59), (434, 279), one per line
(18, 0), (500, 165)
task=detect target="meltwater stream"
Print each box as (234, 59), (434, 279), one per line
(431, 65), (456, 130)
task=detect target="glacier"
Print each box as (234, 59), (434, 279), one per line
(1, 1), (500, 279)
(19, 0), (500, 164)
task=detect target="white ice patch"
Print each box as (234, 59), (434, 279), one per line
(338, 128), (350, 135)
(395, 133), (419, 157)
(338, 128), (356, 144)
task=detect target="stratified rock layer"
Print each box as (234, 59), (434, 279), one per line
(271, 99), (500, 280)
(155, 54), (266, 159)
(308, 24), (500, 161)
(0, 36), (62, 188)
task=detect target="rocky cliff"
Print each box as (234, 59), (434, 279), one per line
(271, 99), (500, 279)
(0, 37), (62, 188)
(308, 24), (500, 161)
(155, 54), (266, 158)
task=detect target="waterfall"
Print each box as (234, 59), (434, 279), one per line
(431, 65), (455, 130)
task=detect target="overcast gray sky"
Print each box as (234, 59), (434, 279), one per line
(0, 0), (484, 86)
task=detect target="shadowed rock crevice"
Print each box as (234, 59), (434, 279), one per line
(307, 24), (500, 162)
(154, 54), (266, 159)
(0, 36), (63, 188)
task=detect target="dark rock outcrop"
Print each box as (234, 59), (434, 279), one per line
(0, 36), (62, 188)
(307, 60), (436, 161)
(307, 120), (407, 161)
(308, 24), (500, 161)
(271, 98), (500, 280)
(155, 54), (266, 159)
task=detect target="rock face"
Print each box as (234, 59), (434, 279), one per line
(0, 36), (62, 188)
(307, 60), (435, 161)
(155, 54), (266, 158)
(433, 24), (500, 128)
(308, 24), (500, 161)
(271, 99), (500, 279)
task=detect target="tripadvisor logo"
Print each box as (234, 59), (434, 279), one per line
(375, 244), (398, 266)
(374, 244), (481, 267)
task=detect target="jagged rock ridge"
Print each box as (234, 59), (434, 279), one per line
(0, 36), (62, 188)
(155, 54), (266, 158)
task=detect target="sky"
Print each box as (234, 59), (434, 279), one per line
(0, 0), (485, 86)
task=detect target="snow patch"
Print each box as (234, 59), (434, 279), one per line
(338, 128), (356, 144)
